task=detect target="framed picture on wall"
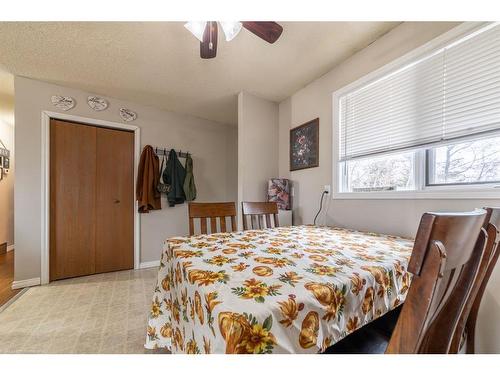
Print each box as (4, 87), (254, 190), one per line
(290, 118), (319, 171)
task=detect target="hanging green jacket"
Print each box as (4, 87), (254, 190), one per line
(163, 149), (186, 207)
(183, 153), (197, 201)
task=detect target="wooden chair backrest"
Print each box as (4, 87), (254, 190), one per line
(386, 210), (487, 354)
(241, 202), (280, 230)
(188, 202), (237, 236)
(451, 207), (500, 353)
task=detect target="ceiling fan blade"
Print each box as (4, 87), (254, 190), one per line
(200, 21), (218, 59)
(242, 22), (283, 44)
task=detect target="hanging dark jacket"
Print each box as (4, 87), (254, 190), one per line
(183, 153), (197, 201)
(163, 149), (186, 207)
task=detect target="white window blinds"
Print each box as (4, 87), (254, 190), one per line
(339, 23), (500, 162)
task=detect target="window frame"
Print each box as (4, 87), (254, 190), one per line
(332, 21), (500, 200)
(342, 149), (418, 193)
(425, 142), (500, 188)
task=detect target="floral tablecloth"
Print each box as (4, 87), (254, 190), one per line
(145, 225), (413, 354)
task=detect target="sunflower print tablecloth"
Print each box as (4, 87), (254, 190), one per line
(145, 225), (413, 354)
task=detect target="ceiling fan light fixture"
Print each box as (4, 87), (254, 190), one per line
(220, 21), (242, 41)
(184, 21), (207, 42)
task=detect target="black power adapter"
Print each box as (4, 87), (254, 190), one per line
(313, 190), (329, 226)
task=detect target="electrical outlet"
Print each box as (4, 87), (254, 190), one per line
(324, 185), (331, 194)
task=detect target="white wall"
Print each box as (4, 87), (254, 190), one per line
(278, 97), (291, 180)
(278, 22), (500, 352)
(14, 77), (237, 281)
(225, 126), (238, 204)
(237, 92), (279, 228)
(0, 71), (14, 248)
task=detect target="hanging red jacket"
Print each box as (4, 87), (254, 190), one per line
(136, 145), (161, 213)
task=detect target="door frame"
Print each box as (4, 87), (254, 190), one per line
(41, 111), (141, 285)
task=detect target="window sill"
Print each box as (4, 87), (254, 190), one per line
(333, 186), (500, 200)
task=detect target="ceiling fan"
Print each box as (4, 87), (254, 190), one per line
(184, 21), (283, 59)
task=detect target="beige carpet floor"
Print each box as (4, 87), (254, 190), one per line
(0, 268), (169, 354)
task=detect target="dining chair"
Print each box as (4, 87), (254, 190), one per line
(326, 209), (488, 354)
(241, 202), (280, 230)
(188, 202), (237, 236)
(450, 207), (500, 354)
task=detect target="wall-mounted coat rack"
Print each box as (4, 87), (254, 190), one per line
(153, 146), (191, 158)
(0, 138), (10, 181)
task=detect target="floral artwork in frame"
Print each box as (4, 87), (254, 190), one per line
(290, 118), (319, 171)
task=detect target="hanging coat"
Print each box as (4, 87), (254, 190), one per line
(136, 145), (161, 213)
(163, 149), (186, 207)
(183, 153), (197, 201)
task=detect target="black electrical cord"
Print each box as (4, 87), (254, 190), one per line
(313, 190), (328, 226)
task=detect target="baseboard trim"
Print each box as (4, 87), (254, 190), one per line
(0, 288), (28, 313)
(11, 277), (41, 290)
(7, 244), (14, 252)
(139, 260), (160, 269)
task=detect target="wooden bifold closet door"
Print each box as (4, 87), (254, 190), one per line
(50, 119), (134, 281)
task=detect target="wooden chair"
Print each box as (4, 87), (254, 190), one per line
(241, 202), (280, 230)
(327, 209), (488, 354)
(450, 207), (500, 354)
(188, 202), (237, 236)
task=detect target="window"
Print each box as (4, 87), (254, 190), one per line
(427, 135), (500, 186)
(335, 22), (500, 198)
(344, 151), (415, 192)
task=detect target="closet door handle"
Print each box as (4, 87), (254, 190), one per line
(114, 199), (120, 204)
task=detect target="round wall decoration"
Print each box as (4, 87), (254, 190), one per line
(119, 108), (137, 122)
(87, 96), (108, 111)
(51, 95), (76, 111)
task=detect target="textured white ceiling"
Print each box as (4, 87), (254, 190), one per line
(0, 68), (14, 95)
(0, 22), (399, 125)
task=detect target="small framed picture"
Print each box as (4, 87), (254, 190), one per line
(290, 118), (319, 171)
